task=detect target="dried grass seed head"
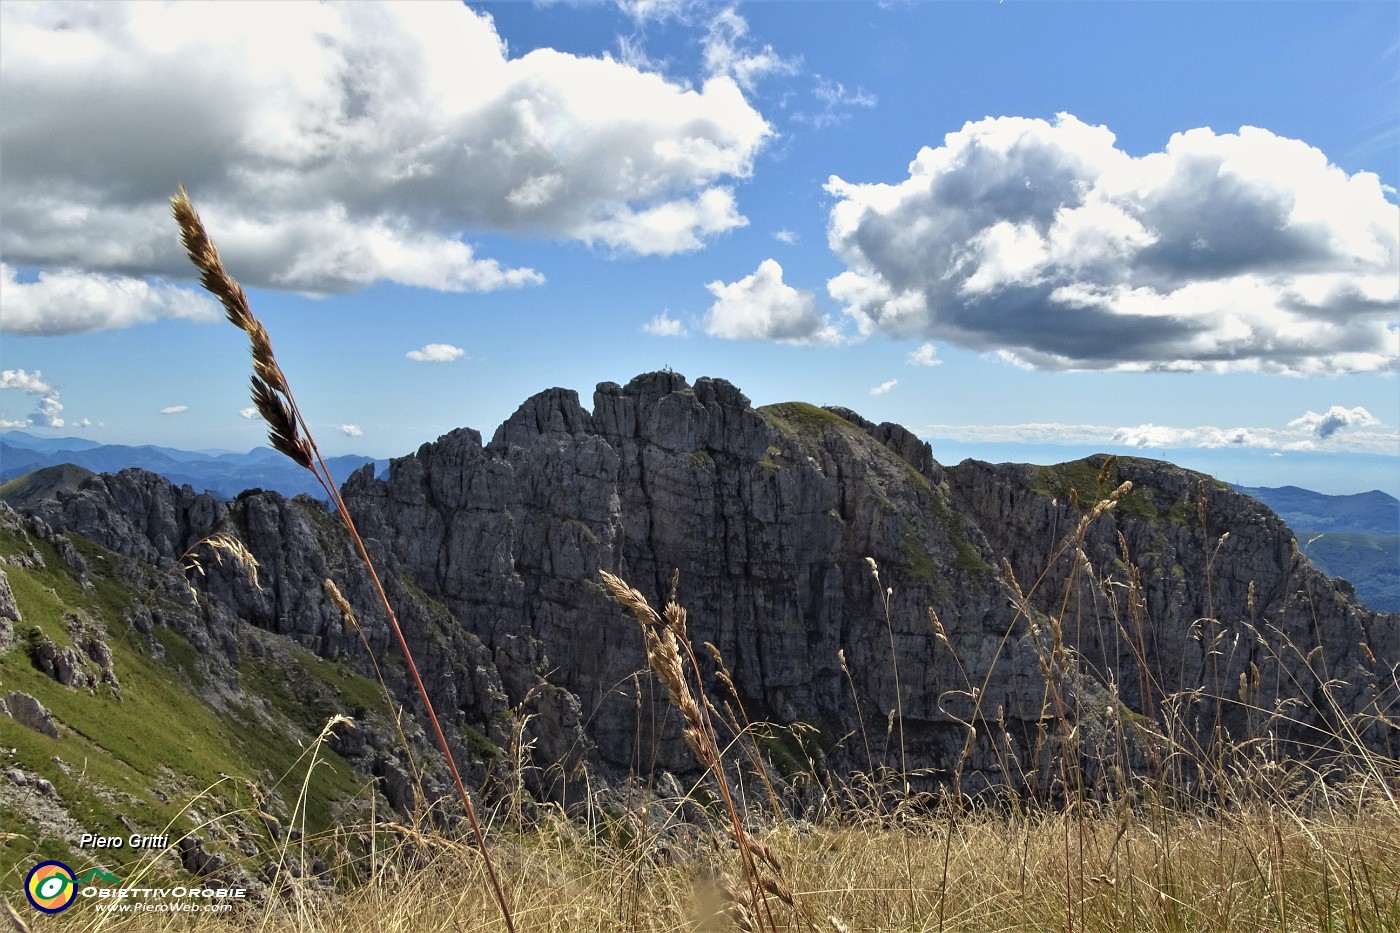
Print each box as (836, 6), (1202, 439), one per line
(170, 186), (254, 334)
(1096, 455), (1118, 488)
(599, 570), (663, 628)
(251, 376), (312, 469)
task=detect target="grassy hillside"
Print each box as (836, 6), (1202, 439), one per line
(0, 518), (394, 894)
(0, 464), (97, 511)
(1, 485), (1396, 930)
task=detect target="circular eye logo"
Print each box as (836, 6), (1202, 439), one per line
(25, 860), (77, 914)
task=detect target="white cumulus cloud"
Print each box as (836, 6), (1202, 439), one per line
(1287, 405), (1380, 439)
(0, 367), (65, 428)
(406, 343), (466, 363)
(1, 263), (218, 336)
(339, 424), (364, 437)
(643, 312), (687, 337)
(705, 259), (842, 344)
(0, 0), (771, 321)
(825, 114), (1399, 374)
(869, 379), (897, 395)
(239, 407), (257, 419)
(906, 343), (941, 367)
(0, 369), (52, 393)
(160, 405), (188, 415)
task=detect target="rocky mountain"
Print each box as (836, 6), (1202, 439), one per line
(4, 372), (1396, 827)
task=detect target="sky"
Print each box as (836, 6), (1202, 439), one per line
(1, 0), (1397, 497)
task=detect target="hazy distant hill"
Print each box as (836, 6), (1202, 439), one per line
(1232, 484), (1399, 536)
(0, 429), (387, 500)
(1234, 484), (1399, 611)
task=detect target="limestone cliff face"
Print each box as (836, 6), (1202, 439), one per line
(340, 372), (1036, 781)
(15, 373), (1397, 801)
(947, 457), (1399, 760)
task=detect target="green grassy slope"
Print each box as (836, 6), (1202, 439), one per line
(0, 464), (97, 510)
(0, 521), (394, 890)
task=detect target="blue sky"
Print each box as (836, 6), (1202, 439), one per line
(2, 1), (1397, 495)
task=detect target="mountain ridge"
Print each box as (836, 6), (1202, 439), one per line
(6, 371), (1391, 816)
(7, 431), (1394, 611)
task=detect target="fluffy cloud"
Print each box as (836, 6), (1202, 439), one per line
(160, 405), (189, 415)
(774, 229), (798, 245)
(1, 263), (218, 336)
(704, 259), (841, 344)
(405, 343), (466, 363)
(339, 424), (364, 437)
(0, 1), (770, 326)
(643, 312), (687, 337)
(32, 395), (63, 427)
(0, 369), (52, 394)
(239, 407), (257, 419)
(869, 379), (897, 395)
(1287, 405), (1380, 439)
(574, 187), (746, 255)
(826, 114), (1399, 373)
(906, 343), (941, 367)
(0, 367), (64, 428)
(920, 419), (1396, 455)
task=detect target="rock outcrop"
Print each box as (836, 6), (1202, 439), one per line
(4, 691), (60, 739)
(10, 373), (1397, 804)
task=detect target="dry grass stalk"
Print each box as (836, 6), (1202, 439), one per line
(324, 578), (427, 804)
(170, 187), (516, 933)
(599, 570), (827, 933)
(866, 557), (908, 792)
(181, 531), (261, 591)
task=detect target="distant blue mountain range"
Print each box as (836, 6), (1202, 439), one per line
(1232, 484), (1398, 611)
(0, 430), (388, 501)
(1231, 484), (1399, 537)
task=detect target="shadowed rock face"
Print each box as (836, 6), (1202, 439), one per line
(340, 372), (1031, 782)
(16, 372), (1398, 801)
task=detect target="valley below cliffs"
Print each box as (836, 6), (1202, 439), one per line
(2, 371), (1395, 872)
